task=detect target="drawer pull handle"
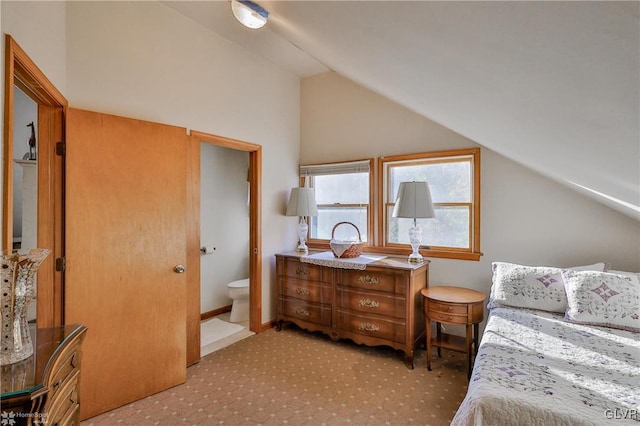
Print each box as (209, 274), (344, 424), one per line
(295, 308), (310, 317)
(53, 380), (62, 388)
(295, 266), (308, 275)
(447, 306), (453, 312)
(296, 287), (310, 296)
(358, 275), (379, 285)
(358, 322), (380, 332)
(358, 298), (379, 308)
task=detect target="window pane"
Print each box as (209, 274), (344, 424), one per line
(387, 205), (470, 249)
(310, 207), (368, 241)
(314, 173), (369, 204)
(310, 172), (369, 241)
(390, 161), (470, 203)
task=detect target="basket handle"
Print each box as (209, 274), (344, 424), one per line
(331, 221), (362, 242)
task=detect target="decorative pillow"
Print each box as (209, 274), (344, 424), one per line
(562, 270), (640, 332)
(488, 262), (608, 313)
(608, 269), (640, 279)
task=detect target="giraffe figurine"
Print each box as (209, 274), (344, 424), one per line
(27, 121), (36, 160)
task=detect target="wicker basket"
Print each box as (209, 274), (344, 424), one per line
(330, 222), (363, 258)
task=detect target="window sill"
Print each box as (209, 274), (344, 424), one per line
(306, 242), (482, 261)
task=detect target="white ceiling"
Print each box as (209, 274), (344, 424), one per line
(165, 1), (640, 220)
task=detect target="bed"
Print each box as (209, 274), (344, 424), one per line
(452, 263), (640, 426)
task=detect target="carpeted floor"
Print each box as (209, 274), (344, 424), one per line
(82, 325), (469, 425)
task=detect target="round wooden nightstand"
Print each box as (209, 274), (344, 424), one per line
(421, 286), (485, 379)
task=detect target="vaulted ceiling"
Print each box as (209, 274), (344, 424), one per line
(165, 1), (639, 220)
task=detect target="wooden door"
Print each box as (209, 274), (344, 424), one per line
(65, 108), (188, 419)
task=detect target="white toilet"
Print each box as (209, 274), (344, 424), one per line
(227, 278), (250, 323)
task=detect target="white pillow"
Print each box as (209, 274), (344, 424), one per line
(562, 270), (640, 332)
(608, 269), (640, 279)
(488, 262), (608, 313)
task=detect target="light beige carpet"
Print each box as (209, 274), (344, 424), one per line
(83, 325), (469, 425)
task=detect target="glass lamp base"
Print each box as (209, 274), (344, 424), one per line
(407, 225), (423, 264)
(408, 242), (424, 263)
(296, 218), (309, 254)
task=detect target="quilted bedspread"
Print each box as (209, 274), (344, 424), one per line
(452, 307), (640, 425)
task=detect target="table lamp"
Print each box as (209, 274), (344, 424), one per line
(392, 181), (436, 263)
(286, 187), (319, 253)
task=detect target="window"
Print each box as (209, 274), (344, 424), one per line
(381, 148), (481, 260)
(299, 148), (481, 261)
(300, 160), (373, 244)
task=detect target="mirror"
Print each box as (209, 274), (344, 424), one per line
(12, 85), (39, 322)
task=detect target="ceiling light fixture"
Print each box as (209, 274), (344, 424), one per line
(231, 0), (269, 30)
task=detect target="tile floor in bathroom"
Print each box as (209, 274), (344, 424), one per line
(200, 312), (254, 357)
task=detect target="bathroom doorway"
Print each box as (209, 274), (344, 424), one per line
(199, 143), (253, 356)
(185, 130), (262, 365)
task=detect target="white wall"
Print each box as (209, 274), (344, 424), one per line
(63, 1), (300, 324)
(1, 1), (300, 324)
(5, 1), (635, 328)
(301, 72), (640, 299)
(200, 143), (250, 313)
(1, 1), (66, 93)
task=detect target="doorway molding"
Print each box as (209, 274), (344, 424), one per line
(3, 34), (67, 326)
(186, 130), (262, 366)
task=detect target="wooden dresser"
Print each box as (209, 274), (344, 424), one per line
(1, 324), (87, 425)
(275, 252), (428, 368)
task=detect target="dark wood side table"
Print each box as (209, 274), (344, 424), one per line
(421, 286), (485, 379)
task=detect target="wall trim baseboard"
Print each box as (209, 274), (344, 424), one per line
(260, 320), (277, 332)
(201, 307), (276, 332)
(200, 305), (231, 321)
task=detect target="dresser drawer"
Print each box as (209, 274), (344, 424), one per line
(428, 300), (468, 315)
(338, 270), (406, 295)
(280, 297), (331, 326)
(428, 310), (468, 324)
(47, 370), (80, 426)
(283, 259), (322, 281)
(281, 279), (330, 303)
(336, 310), (406, 343)
(336, 288), (406, 319)
(60, 404), (80, 426)
(46, 344), (81, 402)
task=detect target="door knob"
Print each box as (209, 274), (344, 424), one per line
(174, 265), (186, 274)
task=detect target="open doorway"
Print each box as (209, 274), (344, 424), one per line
(185, 130), (262, 366)
(199, 143), (253, 356)
(3, 35), (66, 327)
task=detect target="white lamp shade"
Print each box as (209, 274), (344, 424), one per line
(392, 182), (436, 219)
(286, 187), (319, 217)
